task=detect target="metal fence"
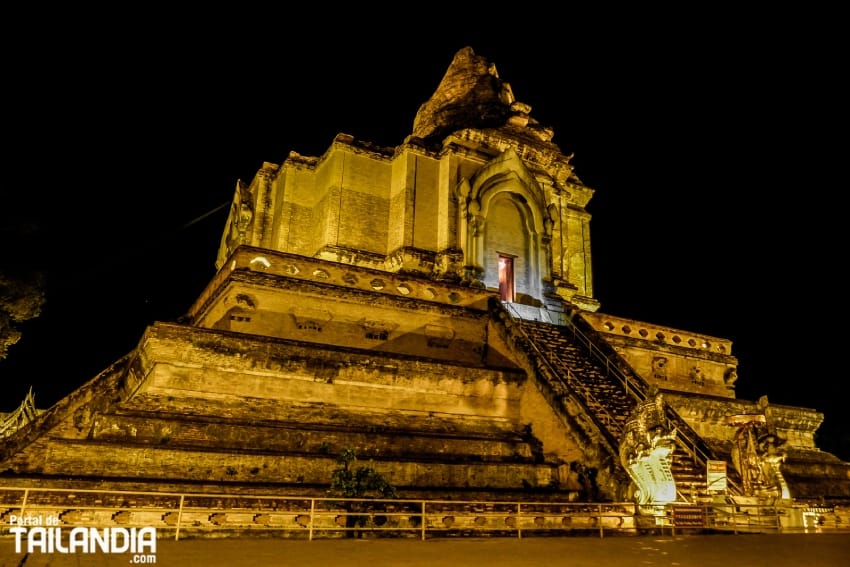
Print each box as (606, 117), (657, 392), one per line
(0, 486), (845, 541)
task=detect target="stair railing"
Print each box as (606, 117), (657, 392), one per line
(562, 310), (742, 496)
(499, 302), (622, 454)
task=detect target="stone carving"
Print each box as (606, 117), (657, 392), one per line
(619, 386), (678, 507)
(545, 203), (558, 237)
(290, 307), (332, 332)
(689, 366), (704, 385)
(651, 356), (668, 381)
(360, 319), (398, 341)
(468, 198), (484, 237)
(432, 250), (463, 283)
(234, 294), (257, 310)
(728, 413), (790, 499)
(224, 180), (254, 256)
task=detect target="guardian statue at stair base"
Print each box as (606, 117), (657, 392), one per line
(619, 387), (678, 510)
(727, 410), (791, 501)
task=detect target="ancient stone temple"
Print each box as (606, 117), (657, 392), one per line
(2, 47), (849, 517)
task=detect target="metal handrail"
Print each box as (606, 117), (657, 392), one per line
(0, 486), (639, 540)
(2, 486), (843, 541)
(499, 303), (622, 452)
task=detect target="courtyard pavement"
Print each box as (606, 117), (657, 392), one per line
(3, 533), (850, 567)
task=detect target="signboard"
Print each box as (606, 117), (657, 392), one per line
(706, 460), (727, 492)
(671, 505), (705, 527)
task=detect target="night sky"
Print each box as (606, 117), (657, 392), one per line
(3, 13), (847, 460)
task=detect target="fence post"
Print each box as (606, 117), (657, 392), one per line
(421, 501), (426, 540)
(517, 503), (522, 539)
(309, 499), (315, 541)
(174, 494), (185, 541)
(598, 504), (604, 538)
(20, 488), (29, 519)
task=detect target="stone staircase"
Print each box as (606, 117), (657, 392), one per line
(518, 320), (634, 441)
(501, 307), (740, 503)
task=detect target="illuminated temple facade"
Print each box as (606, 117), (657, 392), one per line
(2, 47), (849, 518)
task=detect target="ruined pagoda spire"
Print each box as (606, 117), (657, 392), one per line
(412, 46), (555, 145)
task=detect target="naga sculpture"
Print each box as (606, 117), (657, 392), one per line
(619, 386), (678, 508)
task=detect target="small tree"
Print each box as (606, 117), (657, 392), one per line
(0, 269), (45, 361)
(327, 448), (397, 537)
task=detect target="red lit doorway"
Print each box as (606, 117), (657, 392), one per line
(498, 255), (515, 302)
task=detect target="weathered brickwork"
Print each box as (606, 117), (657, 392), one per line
(340, 190), (390, 252)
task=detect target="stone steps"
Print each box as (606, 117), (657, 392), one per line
(516, 319), (727, 502)
(86, 407), (540, 465)
(520, 321), (635, 432)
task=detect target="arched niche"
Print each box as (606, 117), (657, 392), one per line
(461, 152), (550, 306)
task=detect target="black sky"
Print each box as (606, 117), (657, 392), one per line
(2, 12), (847, 460)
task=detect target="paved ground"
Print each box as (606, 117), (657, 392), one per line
(3, 533), (850, 567)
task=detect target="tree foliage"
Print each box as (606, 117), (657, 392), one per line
(1, 217), (46, 362)
(327, 448), (398, 538)
(0, 269), (45, 361)
(328, 447), (398, 500)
